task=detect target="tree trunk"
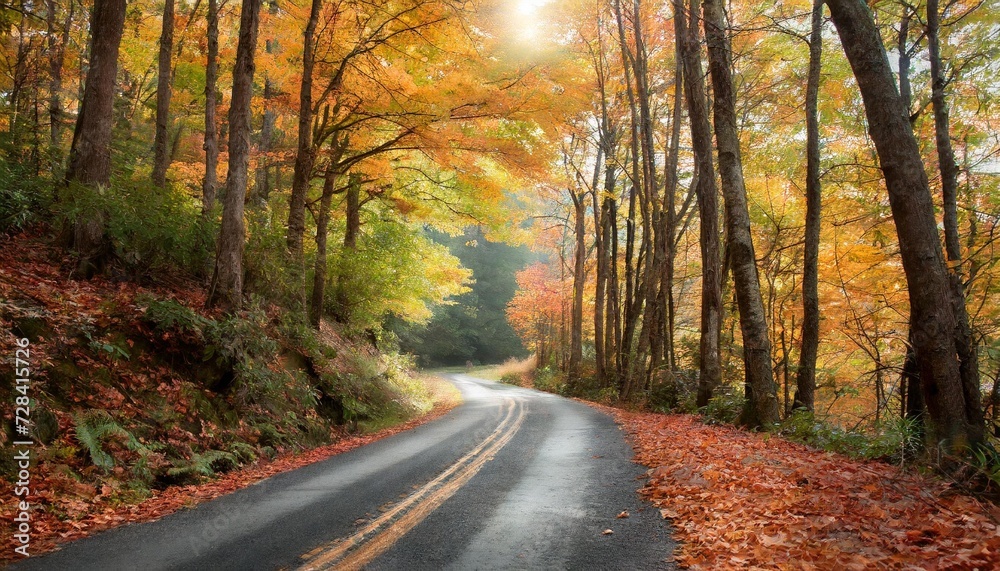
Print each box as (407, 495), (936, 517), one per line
(151, 0), (174, 187)
(65, 0), (126, 278)
(825, 0), (983, 452)
(928, 0), (960, 263)
(703, 0), (780, 428)
(207, 0), (262, 311)
(202, 0), (219, 214)
(309, 167), (337, 328)
(794, 0), (823, 413)
(333, 174), (361, 323)
(287, 0), (323, 311)
(46, 0), (73, 154)
(678, 0), (722, 408)
(569, 188), (586, 377)
(928, 0), (984, 441)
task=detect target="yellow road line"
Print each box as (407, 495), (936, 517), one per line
(298, 398), (525, 571)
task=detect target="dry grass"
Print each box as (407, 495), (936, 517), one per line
(475, 356), (535, 386)
(418, 374), (464, 410)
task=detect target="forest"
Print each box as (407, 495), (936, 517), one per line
(1, 0), (1000, 557)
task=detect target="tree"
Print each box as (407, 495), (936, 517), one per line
(64, 0), (127, 277)
(794, 0), (824, 413)
(151, 0), (175, 187)
(703, 0), (780, 427)
(824, 0), (983, 452)
(207, 0), (263, 311)
(202, 0), (220, 214)
(678, 0), (722, 408)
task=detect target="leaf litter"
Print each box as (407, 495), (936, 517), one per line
(602, 409), (1000, 570)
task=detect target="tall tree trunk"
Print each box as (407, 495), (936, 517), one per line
(569, 188), (586, 377)
(678, 0), (722, 408)
(309, 166), (337, 328)
(928, 0), (959, 262)
(46, 0), (73, 155)
(703, 0), (780, 427)
(207, 0), (262, 311)
(662, 36), (684, 377)
(825, 0), (983, 452)
(794, 0), (823, 413)
(202, 0), (219, 214)
(254, 73), (275, 205)
(151, 0), (174, 187)
(287, 0), (323, 311)
(64, 0), (126, 277)
(928, 0), (983, 439)
(333, 174), (361, 323)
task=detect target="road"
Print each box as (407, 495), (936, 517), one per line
(14, 375), (674, 570)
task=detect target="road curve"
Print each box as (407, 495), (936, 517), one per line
(13, 375), (675, 570)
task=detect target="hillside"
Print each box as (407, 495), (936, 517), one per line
(0, 229), (457, 560)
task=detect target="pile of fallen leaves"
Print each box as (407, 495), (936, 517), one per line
(610, 410), (1000, 570)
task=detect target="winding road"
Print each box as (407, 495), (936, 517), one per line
(14, 375), (674, 570)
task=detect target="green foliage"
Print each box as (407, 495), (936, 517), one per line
(73, 410), (145, 471)
(139, 295), (210, 335)
(700, 390), (746, 426)
(166, 449), (239, 484)
(0, 158), (50, 234)
(532, 366), (566, 394)
(327, 212), (470, 331)
(54, 178), (213, 276)
(394, 227), (531, 367)
(648, 371), (698, 413)
(779, 410), (923, 461)
(243, 207), (299, 307)
(83, 330), (131, 361)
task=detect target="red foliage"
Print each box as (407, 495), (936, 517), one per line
(603, 409), (1000, 569)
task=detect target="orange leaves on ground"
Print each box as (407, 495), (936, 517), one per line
(607, 410), (1000, 570)
(0, 404), (457, 563)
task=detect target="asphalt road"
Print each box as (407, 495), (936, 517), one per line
(13, 375), (675, 570)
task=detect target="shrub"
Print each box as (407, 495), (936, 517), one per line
(54, 178), (213, 277)
(700, 389), (746, 425)
(0, 158), (50, 234)
(778, 410), (922, 461)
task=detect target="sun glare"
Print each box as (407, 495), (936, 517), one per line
(510, 0), (549, 43)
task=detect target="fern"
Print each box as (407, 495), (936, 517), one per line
(166, 449), (238, 482)
(73, 410), (142, 471)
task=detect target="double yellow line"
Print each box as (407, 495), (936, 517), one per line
(298, 398), (525, 571)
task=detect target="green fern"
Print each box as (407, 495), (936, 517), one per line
(73, 410), (142, 471)
(166, 449), (238, 482)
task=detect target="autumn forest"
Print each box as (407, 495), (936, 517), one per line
(1, 0), (1000, 562)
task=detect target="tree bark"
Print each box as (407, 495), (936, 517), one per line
(287, 0), (323, 311)
(207, 0), (262, 311)
(151, 0), (174, 187)
(202, 0), (219, 214)
(794, 0), (823, 413)
(678, 0), (722, 408)
(309, 167), (337, 328)
(927, 0), (984, 441)
(825, 0), (983, 452)
(64, 0), (126, 277)
(46, 0), (73, 154)
(703, 0), (780, 428)
(333, 174), (362, 323)
(569, 187), (586, 377)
